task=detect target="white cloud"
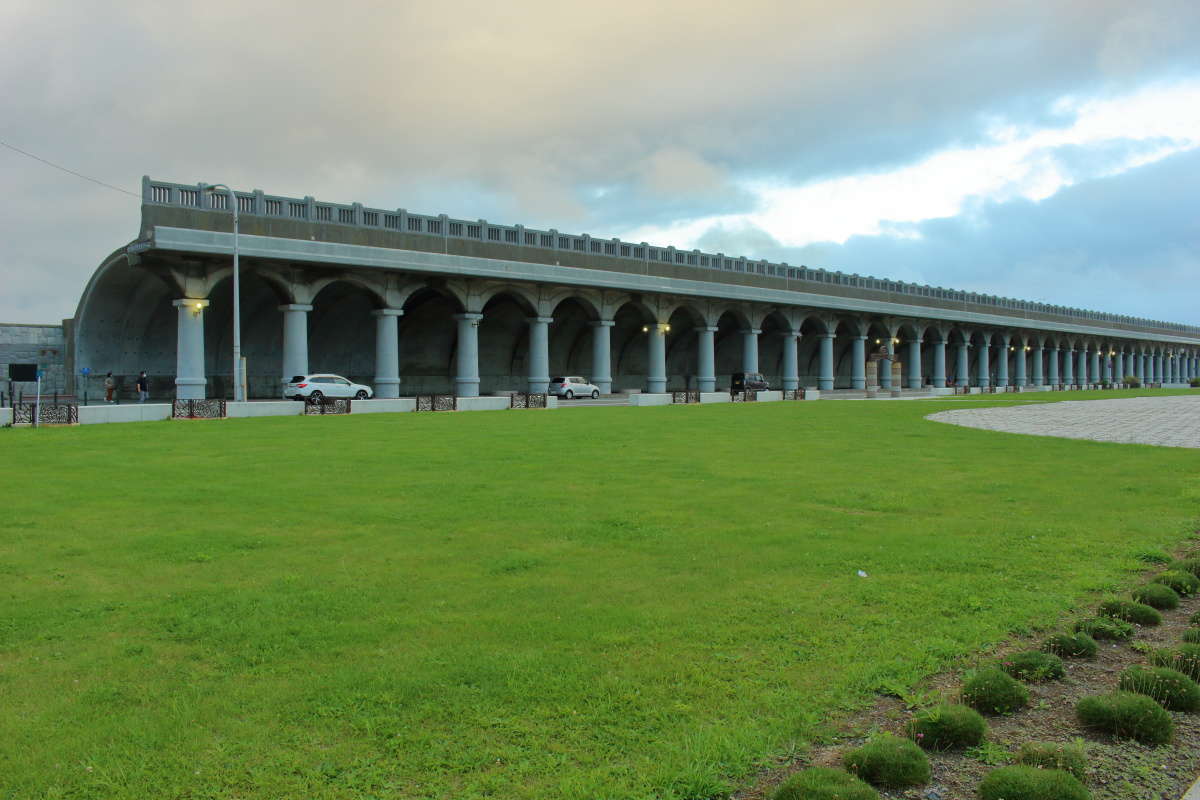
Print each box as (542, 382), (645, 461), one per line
(621, 80), (1200, 251)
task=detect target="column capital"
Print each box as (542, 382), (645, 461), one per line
(935, 338), (948, 345)
(372, 307), (404, 318)
(777, 330), (799, 339)
(591, 319), (616, 328)
(527, 316), (554, 325)
(696, 326), (719, 333)
(740, 328), (762, 336)
(279, 303), (314, 313)
(821, 331), (837, 340)
(174, 298), (210, 310)
(454, 312), (483, 322)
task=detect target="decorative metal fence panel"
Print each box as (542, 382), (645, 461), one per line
(415, 394), (456, 411)
(952, 385), (971, 395)
(13, 404), (78, 425)
(730, 390), (756, 402)
(782, 389), (806, 400)
(1004, 385), (1020, 393)
(172, 399), (227, 419)
(670, 389), (700, 404)
(303, 398), (352, 415)
(510, 393), (547, 409)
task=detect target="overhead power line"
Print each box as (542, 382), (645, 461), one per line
(0, 138), (140, 198)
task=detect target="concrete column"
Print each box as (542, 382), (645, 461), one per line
(996, 335), (1010, 387)
(1014, 344), (1027, 386)
(1089, 349), (1100, 386)
(1152, 352), (1160, 383)
(780, 332), (799, 391)
(819, 332), (836, 391)
(527, 316), (552, 394)
(590, 320), (614, 394)
(956, 342), (970, 387)
(741, 328), (761, 374)
(1137, 351), (1146, 381)
(1048, 347), (1060, 385)
(646, 323), (667, 393)
(977, 340), (990, 388)
(1115, 351), (1124, 382)
(851, 336), (867, 389)
(280, 303), (313, 383)
(372, 308), (403, 398)
(695, 326), (717, 392)
(932, 339), (947, 388)
(880, 339), (894, 390)
(907, 338), (922, 389)
(454, 312), (482, 397)
(173, 298), (209, 400)
(1031, 345), (1043, 386)
(1064, 349), (1075, 385)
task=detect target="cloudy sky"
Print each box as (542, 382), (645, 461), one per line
(2, 0), (1198, 325)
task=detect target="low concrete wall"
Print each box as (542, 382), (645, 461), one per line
(756, 390), (782, 402)
(0, 407), (10, 426)
(353, 398), (418, 414)
(455, 396), (511, 412)
(629, 393), (672, 406)
(699, 392), (730, 404)
(79, 403), (173, 424)
(227, 401), (301, 418)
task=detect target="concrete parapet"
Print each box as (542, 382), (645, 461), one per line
(455, 396), (510, 412)
(226, 401), (301, 418)
(0, 408), (10, 426)
(353, 398), (417, 414)
(629, 393), (672, 406)
(79, 404), (172, 424)
(699, 392), (730, 403)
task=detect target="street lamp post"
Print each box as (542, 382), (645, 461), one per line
(205, 183), (243, 402)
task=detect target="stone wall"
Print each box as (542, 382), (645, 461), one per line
(0, 322), (68, 400)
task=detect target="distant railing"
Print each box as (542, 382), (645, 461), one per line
(142, 177), (1200, 338)
(510, 392), (547, 409)
(670, 389), (700, 404)
(172, 399), (227, 419)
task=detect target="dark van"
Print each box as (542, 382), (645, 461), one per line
(731, 372), (769, 392)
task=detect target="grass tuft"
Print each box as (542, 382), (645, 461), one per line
(977, 765), (1089, 800)
(1150, 644), (1200, 681)
(1015, 740), (1087, 781)
(1152, 570), (1200, 596)
(907, 705), (987, 750)
(1074, 617), (1135, 641)
(999, 651), (1064, 681)
(1042, 633), (1098, 659)
(962, 667), (1029, 714)
(1097, 599), (1161, 626)
(842, 733), (930, 789)
(1076, 691), (1173, 745)
(1132, 583), (1180, 610)
(772, 767), (878, 800)
(1118, 666), (1200, 711)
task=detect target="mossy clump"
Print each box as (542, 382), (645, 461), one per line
(842, 733), (930, 789)
(1152, 570), (1200, 596)
(1076, 691), (1173, 746)
(1174, 558), (1200, 579)
(907, 704), (987, 750)
(1015, 740), (1087, 781)
(1097, 599), (1161, 626)
(1042, 633), (1098, 659)
(963, 668), (1029, 714)
(1135, 549), (1172, 564)
(772, 767), (879, 800)
(1074, 617), (1134, 641)
(1132, 583), (1180, 610)
(1118, 666), (1200, 711)
(999, 651), (1064, 681)
(1150, 644), (1200, 681)
(977, 765), (1089, 800)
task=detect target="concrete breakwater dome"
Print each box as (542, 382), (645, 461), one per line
(71, 177), (1200, 400)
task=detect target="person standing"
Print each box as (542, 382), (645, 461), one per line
(104, 372), (115, 403)
(136, 371), (149, 403)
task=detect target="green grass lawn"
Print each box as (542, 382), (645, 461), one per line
(1, 390), (1197, 799)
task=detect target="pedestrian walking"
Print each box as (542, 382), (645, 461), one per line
(104, 372), (115, 403)
(136, 371), (149, 403)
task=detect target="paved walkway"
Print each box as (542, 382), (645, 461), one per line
(926, 395), (1200, 448)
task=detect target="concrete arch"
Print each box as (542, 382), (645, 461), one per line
(547, 290), (602, 321)
(478, 283), (540, 317)
(305, 273), (387, 308)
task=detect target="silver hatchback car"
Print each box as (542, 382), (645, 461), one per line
(548, 376), (600, 399)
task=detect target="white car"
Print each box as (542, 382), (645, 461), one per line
(284, 374), (373, 401)
(548, 376), (600, 399)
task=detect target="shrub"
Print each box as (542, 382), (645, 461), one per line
(1124, 375), (1140, 388)
(1076, 692), (1173, 745)
(977, 765), (1089, 800)
(1097, 599), (1161, 626)
(1183, 629), (1200, 644)
(1042, 633), (1097, 658)
(999, 651), (1064, 681)
(907, 704), (987, 750)
(1152, 570), (1200, 596)
(1135, 548), (1172, 564)
(1132, 583), (1180, 610)
(1176, 559), (1200, 579)
(842, 733), (930, 789)
(1015, 740), (1087, 781)
(1150, 644), (1200, 681)
(1192, 610), (1200, 627)
(772, 767), (878, 800)
(1074, 617), (1134, 641)
(962, 667), (1029, 714)
(1118, 666), (1200, 711)
(1191, 377), (1200, 388)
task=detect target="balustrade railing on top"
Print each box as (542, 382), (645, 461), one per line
(142, 177), (1200, 337)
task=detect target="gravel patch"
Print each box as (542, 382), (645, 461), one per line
(927, 395), (1200, 448)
